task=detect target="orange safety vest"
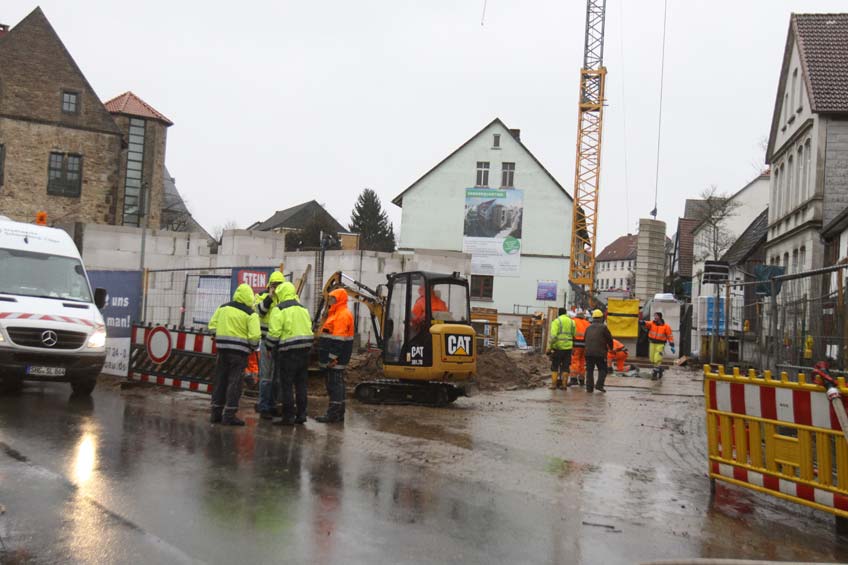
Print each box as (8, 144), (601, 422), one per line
(572, 318), (590, 347)
(646, 321), (674, 344)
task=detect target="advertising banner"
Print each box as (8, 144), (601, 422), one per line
(536, 281), (558, 301)
(194, 276), (231, 325)
(87, 270), (142, 377)
(463, 188), (523, 277)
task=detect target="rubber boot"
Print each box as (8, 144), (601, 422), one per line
(651, 368), (659, 381)
(550, 372), (558, 390)
(222, 412), (245, 426)
(210, 407), (223, 424)
(316, 402), (344, 423)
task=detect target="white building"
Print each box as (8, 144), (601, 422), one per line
(594, 233), (637, 300)
(393, 118), (573, 312)
(765, 13), (848, 273)
(690, 172), (769, 356)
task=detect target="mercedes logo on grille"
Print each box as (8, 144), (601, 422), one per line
(41, 330), (59, 348)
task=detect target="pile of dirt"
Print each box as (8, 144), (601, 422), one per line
(307, 347), (550, 394)
(476, 348), (548, 391)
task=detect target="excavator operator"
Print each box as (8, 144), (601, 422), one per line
(411, 286), (448, 330)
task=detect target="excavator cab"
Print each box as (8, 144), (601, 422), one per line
(355, 271), (476, 405)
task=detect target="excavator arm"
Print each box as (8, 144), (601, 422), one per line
(313, 271), (386, 349)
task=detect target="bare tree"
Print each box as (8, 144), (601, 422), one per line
(212, 220), (239, 241)
(694, 185), (742, 262)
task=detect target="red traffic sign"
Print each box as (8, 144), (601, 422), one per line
(145, 326), (173, 364)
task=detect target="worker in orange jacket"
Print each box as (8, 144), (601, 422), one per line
(607, 339), (628, 372)
(570, 312), (590, 386)
(316, 288), (355, 423)
(641, 311), (675, 380)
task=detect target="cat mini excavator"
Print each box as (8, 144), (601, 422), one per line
(313, 270), (476, 406)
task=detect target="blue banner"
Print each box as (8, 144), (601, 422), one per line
(87, 270), (142, 338)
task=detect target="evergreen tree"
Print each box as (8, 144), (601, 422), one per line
(349, 188), (396, 252)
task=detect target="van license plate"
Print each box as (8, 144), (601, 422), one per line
(26, 366), (67, 377)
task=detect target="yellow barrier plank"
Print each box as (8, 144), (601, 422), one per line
(734, 417), (748, 464)
(816, 431), (833, 487)
(837, 440), (848, 491)
(720, 415), (732, 460)
(798, 430), (814, 481)
(749, 421), (763, 467)
(764, 423), (777, 473)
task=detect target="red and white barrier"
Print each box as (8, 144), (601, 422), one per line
(708, 379), (848, 432)
(131, 325), (216, 355)
(127, 370), (212, 393)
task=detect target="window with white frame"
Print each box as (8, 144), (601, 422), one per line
(787, 155), (794, 211)
(501, 162), (515, 188)
(803, 139), (811, 200)
(475, 162), (489, 187)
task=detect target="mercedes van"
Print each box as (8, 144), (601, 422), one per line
(0, 216), (107, 395)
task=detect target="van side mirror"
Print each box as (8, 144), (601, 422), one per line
(94, 287), (107, 310)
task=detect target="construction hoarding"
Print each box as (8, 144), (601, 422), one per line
(463, 188), (523, 277)
(607, 298), (639, 338)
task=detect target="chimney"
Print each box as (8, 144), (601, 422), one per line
(508, 128), (521, 141)
(0, 24), (9, 37)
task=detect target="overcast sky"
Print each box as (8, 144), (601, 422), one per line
(6, 0), (846, 248)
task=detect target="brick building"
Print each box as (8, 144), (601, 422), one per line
(0, 8), (188, 234)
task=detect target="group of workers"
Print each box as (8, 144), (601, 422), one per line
(207, 273), (353, 426)
(547, 308), (675, 391)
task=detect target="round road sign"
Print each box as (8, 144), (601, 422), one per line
(145, 326), (172, 364)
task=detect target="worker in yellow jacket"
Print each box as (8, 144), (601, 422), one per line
(548, 307), (576, 389)
(266, 282), (314, 425)
(208, 283), (261, 426)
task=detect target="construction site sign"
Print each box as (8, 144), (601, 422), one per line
(463, 188), (523, 277)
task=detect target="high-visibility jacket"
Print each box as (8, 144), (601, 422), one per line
(266, 282), (313, 353)
(611, 339), (626, 353)
(255, 271), (286, 335)
(209, 284), (261, 355)
(412, 291), (448, 324)
(548, 314), (576, 351)
(572, 318), (590, 348)
(318, 288), (355, 369)
(645, 321), (674, 345)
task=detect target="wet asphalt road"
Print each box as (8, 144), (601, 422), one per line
(2, 371), (848, 564)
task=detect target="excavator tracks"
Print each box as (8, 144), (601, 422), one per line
(353, 380), (466, 407)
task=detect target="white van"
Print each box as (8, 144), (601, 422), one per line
(0, 216), (107, 395)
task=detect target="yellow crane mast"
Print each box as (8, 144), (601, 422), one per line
(568, 0), (607, 306)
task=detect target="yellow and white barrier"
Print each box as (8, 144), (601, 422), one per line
(705, 364), (848, 518)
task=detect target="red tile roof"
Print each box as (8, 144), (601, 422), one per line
(596, 234), (638, 262)
(103, 91), (173, 126)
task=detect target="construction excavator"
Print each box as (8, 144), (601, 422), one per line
(313, 270), (476, 406)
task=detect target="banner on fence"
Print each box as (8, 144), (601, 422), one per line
(194, 276), (230, 325)
(87, 270), (142, 377)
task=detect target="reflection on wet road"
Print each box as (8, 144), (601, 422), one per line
(1, 372), (847, 564)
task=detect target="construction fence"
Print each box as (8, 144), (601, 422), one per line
(703, 263), (848, 374)
(704, 364), (848, 522)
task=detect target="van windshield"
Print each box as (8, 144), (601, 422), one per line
(0, 248), (92, 303)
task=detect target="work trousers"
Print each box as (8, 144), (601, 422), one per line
(326, 368), (346, 416)
(649, 342), (665, 367)
(278, 348), (309, 420)
(257, 340), (277, 414)
(550, 349), (573, 376)
(608, 351), (627, 371)
(570, 347), (586, 377)
(585, 355), (607, 391)
(212, 350), (247, 416)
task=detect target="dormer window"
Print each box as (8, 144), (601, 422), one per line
(62, 91), (79, 114)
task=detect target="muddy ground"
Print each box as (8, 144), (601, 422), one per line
(2, 367), (846, 564)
